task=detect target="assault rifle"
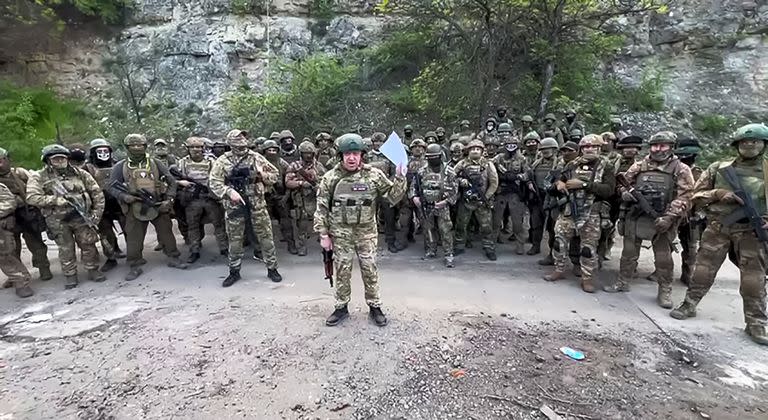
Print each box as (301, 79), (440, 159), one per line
(412, 172), (434, 244)
(458, 169), (489, 207)
(322, 249), (334, 287)
(297, 167), (317, 187)
(720, 166), (768, 248)
(616, 173), (660, 219)
(226, 166), (259, 247)
(110, 182), (158, 218)
(51, 179), (98, 230)
(169, 167), (210, 199)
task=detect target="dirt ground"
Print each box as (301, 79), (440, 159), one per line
(1, 231), (767, 420)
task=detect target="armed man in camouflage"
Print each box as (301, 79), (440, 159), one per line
(522, 131), (541, 166)
(453, 140), (499, 260)
(493, 132), (532, 255)
(447, 142), (464, 169)
(108, 134), (187, 281)
(477, 117), (498, 143)
(569, 129), (584, 144)
(402, 124), (415, 146)
(279, 130), (300, 164)
(674, 138), (704, 285)
(151, 138), (184, 246)
(606, 132), (694, 308)
(316, 132), (336, 168)
(0, 182), (34, 298)
(399, 138), (428, 247)
(367, 132), (403, 253)
(495, 105), (514, 126)
(0, 148), (52, 283)
(27, 145), (106, 289)
(543, 135), (615, 293)
(528, 137), (560, 256)
(435, 127), (447, 145)
(152, 138), (178, 167)
(173, 137), (228, 263)
(670, 123), (768, 345)
(285, 141), (326, 256)
(261, 139), (296, 255)
(563, 109), (585, 137)
(539, 113), (564, 146)
(209, 129), (283, 287)
(411, 143), (458, 267)
(458, 120), (475, 139)
(610, 117), (629, 140)
(517, 115), (535, 139)
(315, 134), (407, 327)
(85, 139), (125, 272)
(596, 131), (621, 262)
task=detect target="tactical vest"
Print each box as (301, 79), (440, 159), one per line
(39, 168), (92, 217)
(85, 163), (113, 190)
(497, 156), (524, 195)
(634, 161), (677, 216)
(460, 160), (488, 201)
(180, 158), (212, 186)
(330, 171), (377, 226)
(0, 170), (26, 199)
(122, 159), (165, 221)
(291, 162), (320, 217)
(317, 148), (334, 168)
(709, 161), (766, 219)
(562, 158), (604, 219)
(533, 157), (557, 190)
(420, 167), (444, 204)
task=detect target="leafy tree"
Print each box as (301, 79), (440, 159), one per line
(2, 0), (132, 26)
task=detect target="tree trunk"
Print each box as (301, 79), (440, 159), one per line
(537, 60), (555, 117)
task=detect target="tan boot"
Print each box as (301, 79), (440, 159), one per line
(581, 277), (596, 293)
(543, 270), (567, 282)
(745, 325), (768, 346)
(657, 285), (673, 309)
(670, 300), (697, 320)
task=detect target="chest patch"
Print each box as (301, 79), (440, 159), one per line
(351, 184), (368, 192)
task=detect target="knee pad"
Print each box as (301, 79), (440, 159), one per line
(553, 238), (567, 252)
(581, 246), (593, 258)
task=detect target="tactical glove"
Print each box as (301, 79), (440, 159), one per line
(654, 216), (674, 233)
(621, 191), (637, 203)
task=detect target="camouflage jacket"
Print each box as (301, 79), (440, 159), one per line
(0, 183), (17, 221)
(623, 157), (694, 219)
(453, 157), (499, 200)
(408, 163), (459, 206)
(27, 165), (105, 222)
(285, 158), (327, 215)
(209, 150), (279, 203)
(692, 158), (766, 221)
(263, 156), (290, 196)
(0, 167), (32, 206)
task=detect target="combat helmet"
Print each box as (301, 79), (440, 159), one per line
(299, 140), (317, 154)
(497, 123), (512, 133)
(185, 137), (205, 147)
(523, 131), (541, 142)
(124, 133), (147, 146)
(410, 138), (427, 149)
(616, 135), (644, 149)
(425, 143), (443, 158)
(543, 113), (557, 123)
(424, 131), (438, 143)
(521, 115), (534, 123)
(371, 132), (387, 142)
(362, 137), (373, 152)
(600, 131), (617, 143)
(90, 138), (111, 150)
(467, 139), (485, 150)
(539, 138), (559, 150)
(227, 129), (249, 147)
(731, 123), (768, 145)
(648, 131), (677, 145)
(41, 144), (70, 162)
(675, 138), (702, 159)
(280, 129), (295, 140)
(579, 134), (605, 147)
(261, 139), (279, 152)
(337, 133), (365, 153)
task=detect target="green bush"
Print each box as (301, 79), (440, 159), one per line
(692, 114), (736, 138)
(230, 0), (253, 16)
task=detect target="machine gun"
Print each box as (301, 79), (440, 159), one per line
(110, 182), (158, 218)
(412, 171), (435, 244)
(322, 249), (334, 287)
(616, 173), (660, 219)
(51, 179), (98, 230)
(226, 166), (259, 247)
(169, 167), (210, 199)
(720, 166), (768, 249)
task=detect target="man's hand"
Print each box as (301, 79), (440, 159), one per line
(460, 178), (470, 188)
(177, 180), (193, 188)
(412, 196), (421, 208)
(396, 165), (407, 177)
(565, 179), (584, 190)
(555, 181), (567, 192)
(654, 216), (674, 233)
(123, 194), (140, 204)
(228, 189), (244, 205)
(527, 182), (536, 192)
(713, 189), (744, 205)
(54, 197), (69, 207)
(157, 200), (172, 213)
(621, 191), (637, 203)
(320, 234), (333, 251)
(434, 200), (448, 209)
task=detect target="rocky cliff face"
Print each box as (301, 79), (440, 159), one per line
(1, 0), (766, 137)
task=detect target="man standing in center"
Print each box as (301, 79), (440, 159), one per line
(315, 134), (406, 327)
(285, 141), (326, 256)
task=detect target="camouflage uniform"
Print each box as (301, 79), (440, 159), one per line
(0, 182), (34, 297)
(210, 130), (282, 285)
(85, 139), (124, 271)
(522, 131), (541, 167)
(539, 113), (565, 146)
(492, 141), (531, 254)
(285, 142), (326, 256)
(368, 133), (400, 252)
(173, 138), (228, 261)
(279, 129), (300, 165)
(528, 138), (560, 256)
(610, 132), (694, 308)
(108, 134), (187, 281)
(316, 132), (337, 168)
(261, 140), (296, 254)
(544, 135), (616, 292)
(674, 138), (704, 285)
(671, 123), (768, 345)
(0, 160), (51, 282)
(453, 140), (499, 259)
(27, 145), (106, 288)
(410, 145), (458, 266)
(596, 132), (621, 262)
(399, 139), (428, 246)
(314, 134), (406, 313)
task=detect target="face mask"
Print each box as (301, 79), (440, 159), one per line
(505, 144), (518, 155)
(128, 146), (146, 161)
(622, 148), (638, 159)
(427, 157), (442, 167)
(650, 149), (672, 162)
(468, 150), (482, 160)
(70, 149), (86, 162)
(155, 147), (167, 157)
(566, 115), (575, 123)
(404, 131), (413, 137)
(540, 149), (554, 159)
(738, 141), (765, 159)
(281, 141), (294, 151)
(232, 146), (249, 156)
(486, 124), (494, 131)
(95, 148), (111, 161)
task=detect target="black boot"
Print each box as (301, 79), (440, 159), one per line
(220, 249), (228, 257)
(527, 244), (541, 255)
(326, 305), (349, 326)
(267, 268), (282, 283)
(65, 274), (79, 290)
(187, 252), (200, 264)
(253, 248), (263, 261)
(369, 306), (388, 327)
(39, 266), (53, 281)
(125, 267), (143, 281)
(100, 259), (118, 272)
(387, 241), (399, 253)
(484, 249), (497, 261)
(222, 267), (241, 287)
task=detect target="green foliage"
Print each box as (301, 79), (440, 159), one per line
(3, 0), (132, 25)
(385, 85), (420, 114)
(225, 54), (359, 136)
(0, 81), (98, 169)
(310, 0), (335, 18)
(692, 114), (737, 138)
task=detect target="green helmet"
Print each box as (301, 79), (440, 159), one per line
(648, 131), (677, 145)
(570, 128), (583, 138)
(435, 127), (446, 136)
(497, 123), (512, 133)
(410, 138), (427, 149)
(262, 139), (279, 151)
(299, 140), (317, 154)
(424, 131), (438, 143)
(337, 133), (365, 153)
(425, 143), (442, 157)
(124, 133), (147, 146)
(41, 144), (71, 162)
(523, 131), (541, 142)
(675, 138), (702, 157)
(362, 137), (373, 151)
(372, 132), (386, 142)
(316, 132), (332, 142)
(521, 115), (534, 123)
(255, 136), (267, 147)
(732, 123), (768, 145)
(0, 147), (8, 159)
(89, 138), (111, 149)
(539, 138), (559, 150)
(544, 113), (556, 123)
(403, 124), (414, 132)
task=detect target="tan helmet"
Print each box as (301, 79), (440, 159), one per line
(124, 133), (148, 146)
(280, 129), (295, 140)
(649, 131), (677, 145)
(539, 138), (559, 150)
(410, 138), (427, 149)
(544, 113), (557, 123)
(227, 129), (248, 147)
(579, 134), (605, 147)
(600, 132), (617, 143)
(298, 140), (317, 154)
(371, 132), (386, 142)
(521, 115), (534, 123)
(269, 131), (281, 140)
(185, 137), (205, 147)
(467, 139), (485, 150)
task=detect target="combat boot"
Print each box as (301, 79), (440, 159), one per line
(326, 305), (349, 326)
(526, 244), (540, 256)
(114, 248), (127, 259)
(125, 267), (143, 281)
(154, 243), (163, 252)
(508, 233), (517, 242)
(100, 259), (118, 272)
(745, 325), (768, 346)
(515, 243), (525, 255)
(603, 280), (630, 293)
(453, 247), (465, 256)
(580, 278), (596, 293)
(167, 257), (188, 270)
(496, 236), (503, 244)
(407, 232), (415, 243)
(253, 248), (263, 261)
(423, 250), (436, 259)
(297, 246), (307, 256)
(15, 286), (34, 298)
(220, 249), (228, 257)
(387, 241), (399, 253)
(222, 267), (241, 287)
(187, 252), (200, 264)
(445, 255), (455, 268)
(647, 270), (660, 283)
(64, 274), (79, 290)
(267, 268), (283, 283)
(670, 300), (697, 320)
(369, 306), (388, 327)
(656, 285), (673, 309)
(484, 249), (497, 261)
(537, 254), (554, 266)
(39, 266), (53, 281)
(543, 270), (567, 282)
(572, 265), (582, 277)
(87, 269), (106, 283)
(287, 242), (298, 255)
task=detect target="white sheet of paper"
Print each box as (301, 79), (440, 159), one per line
(380, 131), (408, 170)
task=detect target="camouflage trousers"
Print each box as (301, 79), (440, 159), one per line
(292, 204), (315, 253)
(333, 230), (381, 309)
(97, 210), (123, 260)
(553, 213), (601, 281)
(619, 224), (675, 286)
(14, 226), (50, 271)
(678, 221), (701, 281)
(266, 194), (295, 249)
(493, 193), (527, 246)
(186, 198), (228, 254)
(125, 212), (180, 268)
(0, 226), (31, 288)
(455, 201), (494, 251)
(46, 217), (100, 276)
(225, 200), (278, 270)
(683, 222), (766, 327)
(173, 200), (189, 243)
(421, 207), (453, 257)
(396, 201), (416, 243)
